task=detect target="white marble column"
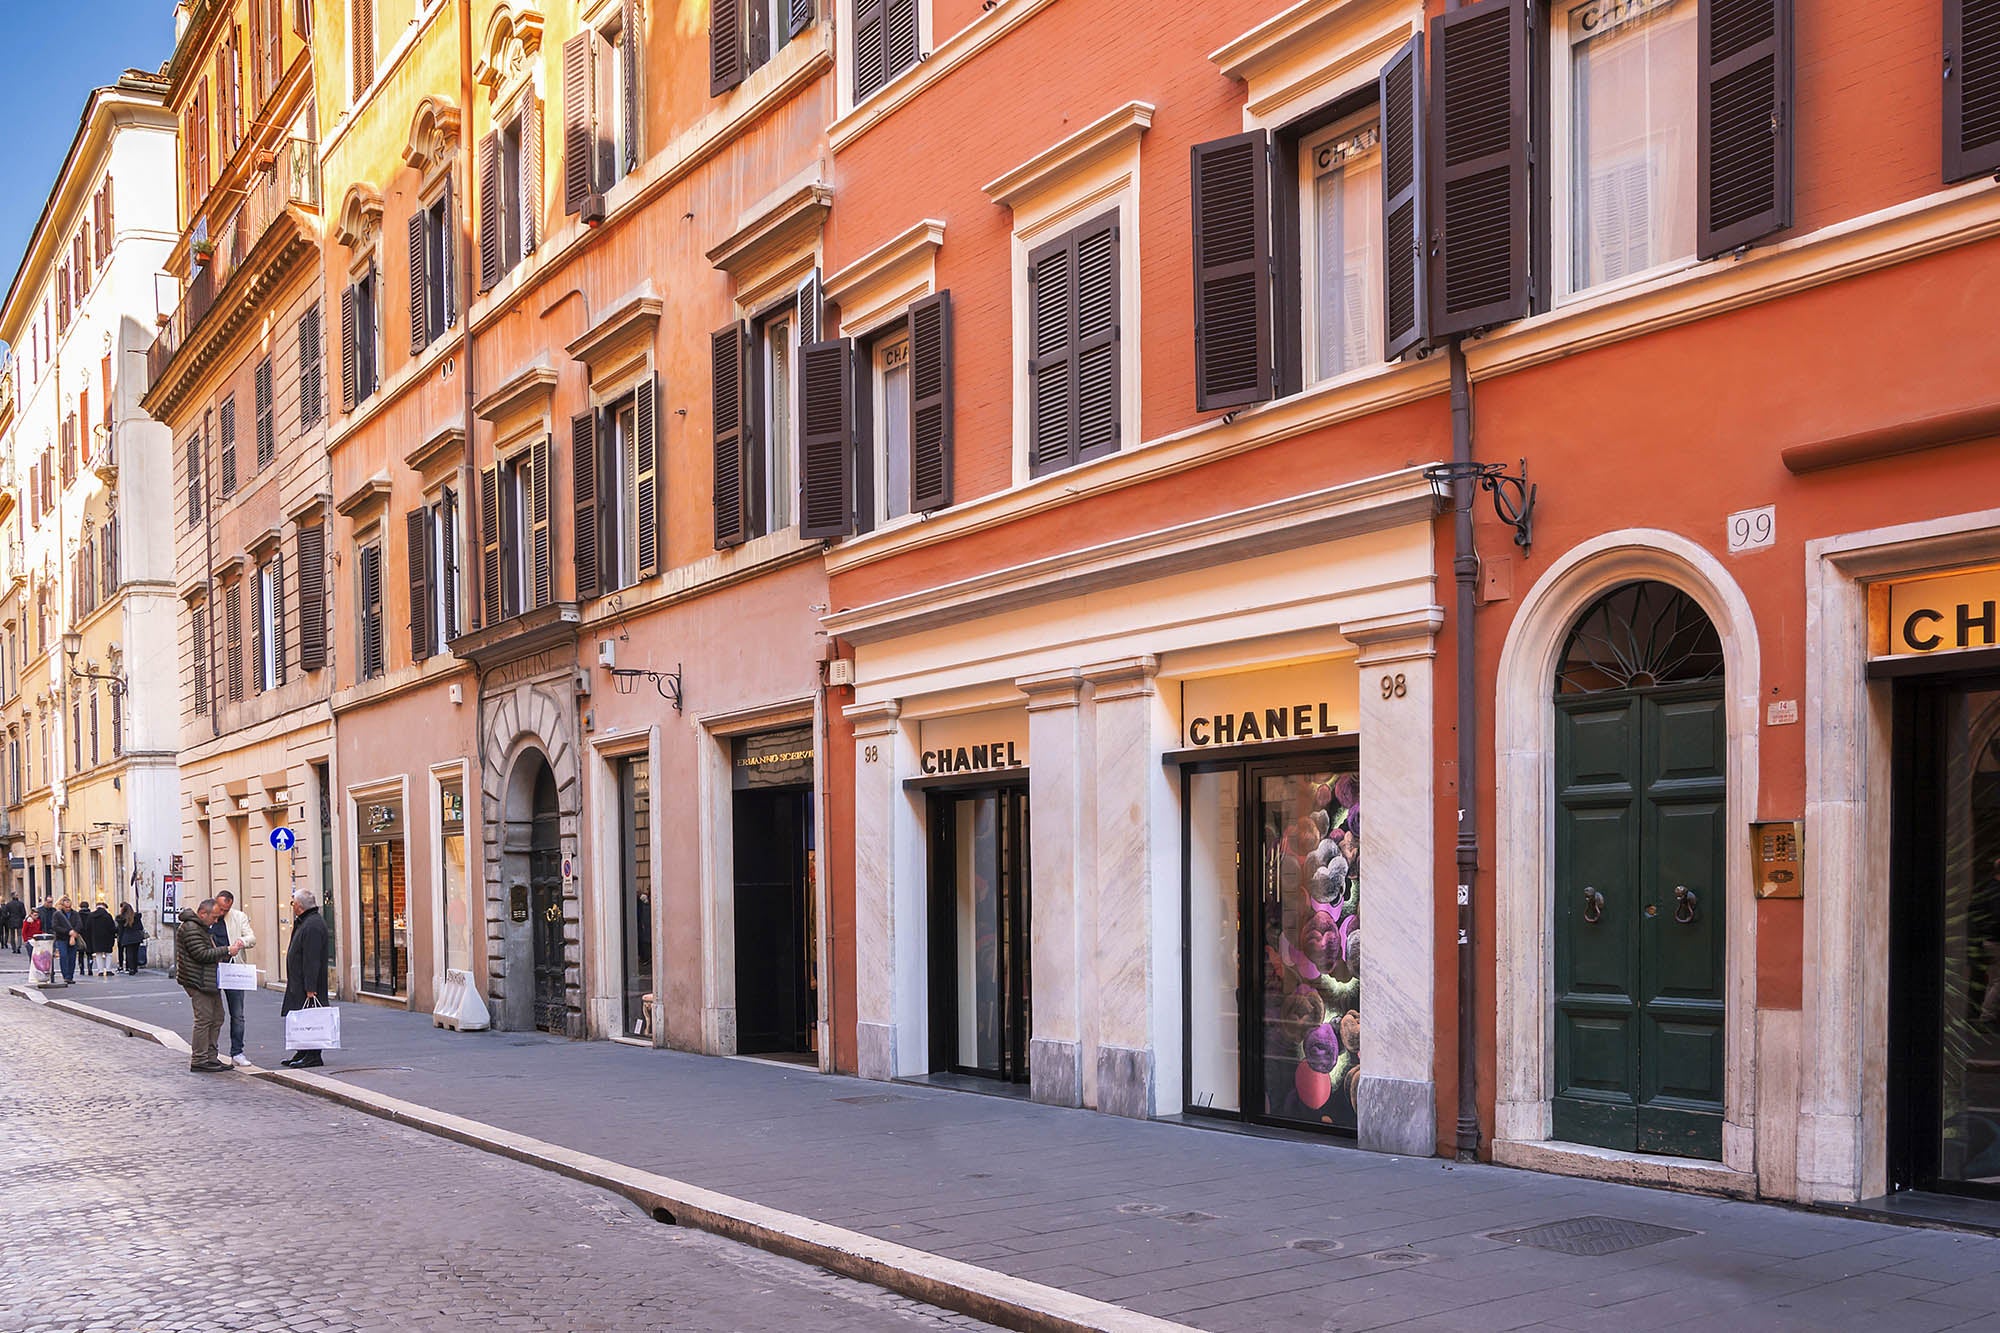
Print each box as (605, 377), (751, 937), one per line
(1342, 607), (1445, 1157)
(1018, 669), (1086, 1107)
(845, 700), (907, 1081)
(1082, 655), (1163, 1119)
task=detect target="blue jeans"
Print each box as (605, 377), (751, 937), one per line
(54, 939), (75, 982)
(222, 984), (246, 1057)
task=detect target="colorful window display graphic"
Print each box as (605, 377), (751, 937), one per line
(1261, 769), (1360, 1129)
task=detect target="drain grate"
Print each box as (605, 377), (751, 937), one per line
(1489, 1215), (1695, 1257)
(833, 1093), (912, 1106)
(1362, 1248), (1432, 1266)
(1116, 1203), (1166, 1216)
(1160, 1210), (1218, 1225)
(1286, 1238), (1343, 1255)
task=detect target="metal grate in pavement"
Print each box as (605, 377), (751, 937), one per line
(1489, 1215), (1696, 1257)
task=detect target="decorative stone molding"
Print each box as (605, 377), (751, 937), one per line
(403, 95), (462, 180)
(1015, 667), (1085, 712)
(474, 4), (546, 92)
(566, 293), (662, 388)
(1211, 0), (1420, 128)
(708, 173), (831, 311)
(474, 364), (559, 426)
(403, 426), (466, 479)
(332, 183), (384, 251)
(983, 101), (1155, 213)
(333, 474), (393, 519)
(1079, 654), (1157, 703)
(825, 219), (944, 337)
(843, 699), (903, 738)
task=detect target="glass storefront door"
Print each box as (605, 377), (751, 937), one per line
(617, 756), (653, 1037)
(357, 831), (407, 997)
(1185, 750), (1361, 1133)
(927, 785), (1030, 1082)
(1892, 675), (2000, 1198)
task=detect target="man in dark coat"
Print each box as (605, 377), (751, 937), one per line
(87, 903), (116, 976)
(281, 887), (330, 1069)
(176, 899), (242, 1072)
(2, 893), (22, 952)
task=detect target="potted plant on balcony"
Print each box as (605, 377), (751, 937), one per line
(190, 238), (216, 267)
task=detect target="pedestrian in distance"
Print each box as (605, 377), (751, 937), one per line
(1, 892), (21, 952)
(211, 889), (256, 1066)
(176, 898), (243, 1073)
(115, 903), (144, 975)
(73, 898), (98, 976)
(50, 897), (78, 985)
(281, 887), (329, 1070)
(87, 902), (115, 978)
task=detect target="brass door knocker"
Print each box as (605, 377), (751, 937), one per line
(1673, 885), (1698, 924)
(1582, 887), (1604, 924)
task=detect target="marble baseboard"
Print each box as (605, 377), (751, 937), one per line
(1096, 1044), (1154, 1119)
(1030, 1037), (1081, 1107)
(857, 1021), (897, 1082)
(1356, 1074), (1438, 1157)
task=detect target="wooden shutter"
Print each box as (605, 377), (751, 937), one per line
(798, 339), (854, 539)
(854, 0), (888, 101)
(479, 465), (502, 625)
(299, 302), (323, 426)
(339, 282), (359, 410)
(186, 442), (201, 525)
(1947, 0), (2000, 181)
(530, 438), (552, 609)
(225, 581), (244, 702)
(254, 356), (274, 467)
(1427, 0), (1530, 338)
(1027, 231), (1075, 475)
(219, 397), (238, 496)
(353, 0), (375, 99)
(408, 208), (430, 352)
(522, 98), (543, 253)
(790, 0), (814, 37)
(271, 551), (287, 687)
(478, 132), (501, 291)
(192, 606), (209, 715)
(297, 524), (327, 672)
(250, 0), (264, 107)
(100, 177), (113, 260)
(712, 323), (750, 548)
(407, 507), (433, 661)
(563, 32), (594, 213)
(250, 566), (264, 692)
(635, 375), (660, 579)
(440, 486), (460, 638)
(571, 409), (600, 600)
(908, 290), (953, 513)
(359, 544), (384, 679)
(886, 0), (917, 82)
(1698, 0), (1792, 256)
(1379, 34), (1430, 362)
(622, 3), (642, 173)
(440, 176), (458, 328)
(796, 269), (822, 345)
(1190, 131), (1274, 411)
(712, 0), (745, 95)
(1074, 218), (1120, 464)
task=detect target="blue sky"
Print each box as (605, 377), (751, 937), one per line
(0, 4), (177, 310)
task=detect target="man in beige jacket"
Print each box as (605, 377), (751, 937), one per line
(213, 889), (257, 1066)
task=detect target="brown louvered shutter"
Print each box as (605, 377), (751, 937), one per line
(1074, 217), (1120, 465)
(225, 581), (244, 702)
(339, 282), (359, 410)
(1946, 0), (2000, 181)
(478, 132), (501, 291)
(359, 544), (384, 679)
(1190, 131), (1273, 412)
(185, 441), (201, 525)
(635, 375), (660, 578)
(1427, 0), (1530, 338)
(853, 0), (888, 102)
(798, 339), (854, 539)
(530, 438), (552, 609)
(522, 98), (543, 253)
(712, 323), (749, 548)
(712, 0), (745, 95)
(571, 409), (600, 600)
(271, 551), (287, 686)
(1027, 231), (1075, 475)
(1697, 0), (1792, 256)
(408, 209), (430, 353)
(1380, 34), (1429, 362)
(299, 301), (323, 426)
(480, 465), (501, 625)
(254, 356), (274, 467)
(191, 606), (209, 715)
(100, 177), (113, 261)
(353, 0), (376, 100)
(440, 487), (460, 638)
(250, 565), (264, 692)
(909, 290), (953, 513)
(622, 3), (642, 173)
(407, 507), (432, 661)
(790, 0), (814, 37)
(440, 175), (458, 328)
(297, 525), (327, 671)
(249, 0), (264, 107)
(886, 0), (917, 82)
(219, 396), (238, 496)
(563, 32), (594, 213)
(796, 270), (822, 345)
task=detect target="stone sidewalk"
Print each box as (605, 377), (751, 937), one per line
(29, 969), (2000, 1332)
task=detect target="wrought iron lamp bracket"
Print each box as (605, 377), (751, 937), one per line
(608, 663), (683, 711)
(1423, 458), (1537, 552)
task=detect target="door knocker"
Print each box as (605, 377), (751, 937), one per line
(1582, 886), (1604, 924)
(1673, 885), (1698, 924)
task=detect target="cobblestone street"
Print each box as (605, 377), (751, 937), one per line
(0, 998), (988, 1333)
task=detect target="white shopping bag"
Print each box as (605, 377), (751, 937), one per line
(284, 1002), (341, 1050)
(215, 962), (258, 991)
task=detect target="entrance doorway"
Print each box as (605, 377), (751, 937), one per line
(527, 758), (565, 1034)
(927, 785), (1031, 1083)
(1891, 672), (2000, 1199)
(1551, 581), (1727, 1159)
(356, 799), (407, 998)
(1185, 749), (1361, 1132)
(732, 786), (813, 1056)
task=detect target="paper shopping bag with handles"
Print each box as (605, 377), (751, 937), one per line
(215, 962), (258, 991)
(284, 1002), (341, 1050)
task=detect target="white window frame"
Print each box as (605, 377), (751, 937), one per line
(257, 559), (279, 691)
(428, 487), (461, 649)
(1547, 0), (1700, 304)
(758, 307), (795, 537)
(871, 327), (912, 527)
(1297, 110), (1385, 387)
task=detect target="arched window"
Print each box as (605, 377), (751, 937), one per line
(1556, 580), (1722, 695)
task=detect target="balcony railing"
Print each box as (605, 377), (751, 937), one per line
(148, 138), (321, 384)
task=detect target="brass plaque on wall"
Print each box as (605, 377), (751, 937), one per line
(1753, 821), (1803, 899)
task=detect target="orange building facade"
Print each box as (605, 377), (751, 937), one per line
(814, 0), (2000, 1215)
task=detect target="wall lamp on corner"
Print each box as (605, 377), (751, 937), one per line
(582, 194), (607, 228)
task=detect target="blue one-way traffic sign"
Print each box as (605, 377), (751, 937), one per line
(269, 827), (296, 852)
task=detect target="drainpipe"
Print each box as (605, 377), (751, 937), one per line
(1449, 338), (1480, 1162)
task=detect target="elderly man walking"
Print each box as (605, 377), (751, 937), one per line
(280, 888), (330, 1069)
(177, 899), (243, 1073)
(212, 889), (257, 1065)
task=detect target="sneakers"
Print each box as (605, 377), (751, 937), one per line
(231, 1054), (252, 1067)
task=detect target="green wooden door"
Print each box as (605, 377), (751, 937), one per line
(1554, 682), (1726, 1159)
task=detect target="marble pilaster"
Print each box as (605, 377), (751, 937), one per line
(1018, 668), (1087, 1107)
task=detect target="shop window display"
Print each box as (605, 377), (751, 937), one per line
(1262, 770), (1361, 1128)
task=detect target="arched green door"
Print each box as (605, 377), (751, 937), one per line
(1553, 582), (1727, 1160)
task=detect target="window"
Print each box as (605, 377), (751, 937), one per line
(406, 488), (460, 661)
(88, 688), (98, 768)
(478, 99), (539, 289)
(572, 378), (659, 599)
(407, 191), (455, 354)
(850, 0), (916, 104)
(185, 437), (204, 527)
(255, 356), (274, 468)
(219, 394), (239, 496)
(1027, 214), (1120, 476)
(1300, 114), (1383, 382)
(756, 306), (795, 538)
(225, 578), (244, 702)
(870, 328), (911, 526)
(563, 4), (640, 214)
(298, 301), (323, 427)
(480, 441), (550, 624)
(712, 0), (812, 96)
(351, 0), (376, 101)
(340, 263), (379, 410)
(184, 78), (210, 214)
(255, 554), (286, 692)
(357, 540), (384, 681)
(297, 525), (328, 672)
(1553, 0), (1696, 295)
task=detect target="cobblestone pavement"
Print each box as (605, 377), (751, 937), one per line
(0, 998), (991, 1333)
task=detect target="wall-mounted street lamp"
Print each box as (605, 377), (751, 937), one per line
(62, 632), (126, 697)
(1423, 458), (1538, 553)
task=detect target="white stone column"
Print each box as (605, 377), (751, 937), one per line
(844, 700), (906, 1081)
(1081, 655), (1162, 1118)
(1018, 669), (1086, 1107)
(1342, 607), (1445, 1157)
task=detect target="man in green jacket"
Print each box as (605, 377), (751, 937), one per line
(176, 898), (243, 1073)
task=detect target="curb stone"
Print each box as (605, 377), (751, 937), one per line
(8, 986), (1194, 1333)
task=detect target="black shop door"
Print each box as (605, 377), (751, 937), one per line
(733, 787), (814, 1058)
